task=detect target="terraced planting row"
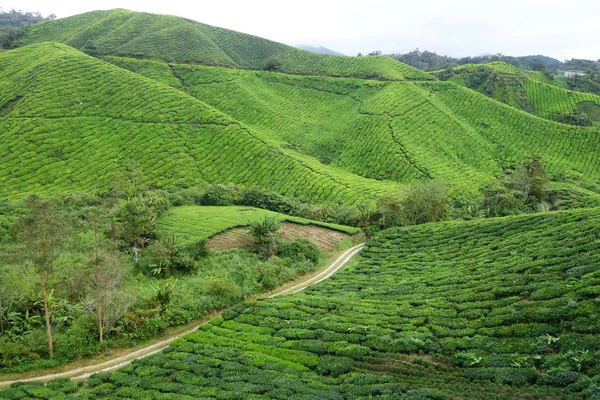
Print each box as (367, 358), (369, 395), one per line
(418, 82), (600, 181)
(0, 43), (406, 203)
(451, 62), (552, 84)
(158, 206), (359, 244)
(5, 208), (597, 399)
(207, 222), (351, 251)
(22, 9), (432, 81)
(523, 79), (600, 120)
(155, 62), (600, 196)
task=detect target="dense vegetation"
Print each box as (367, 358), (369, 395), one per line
(101, 57), (600, 201)
(17, 9), (431, 81)
(0, 42), (401, 204)
(434, 62), (600, 125)
(0, 9), (55, 49)
(389, 49), (562, 73)
(0, 185), (348, 373)
(1, 9), (600, 397)
(3, 207), (598, 398)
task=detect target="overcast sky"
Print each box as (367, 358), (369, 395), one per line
(4, 0), (600, 61)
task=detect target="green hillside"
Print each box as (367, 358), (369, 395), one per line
(20, 9), (432, 81)
(158, 206), (360, 243)
(436, 62), (600, 125)
(4, 207), (598, 398)
(0, 42), (404, 203)
(107, 58), (600, 198)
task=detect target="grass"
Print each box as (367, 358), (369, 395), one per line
(158, 206), (361, 243)
(5, 208), (598, 398)
(20, 9), (433, 81)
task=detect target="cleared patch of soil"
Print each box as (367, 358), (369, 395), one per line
(208, 222), (350, 251)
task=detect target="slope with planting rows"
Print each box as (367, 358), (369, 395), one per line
(108, 58), (600, 197)
(158, 206), (360, 244)
(0, 42), (403, 203)
(437, 62), (600, 124)
(20, 9), (432, 81)
(4, 208), (598, 398)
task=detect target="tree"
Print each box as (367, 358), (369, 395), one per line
(15, 195), (72, 357)
(249, 217), (280, 258)
(376, 196), (400, 228)
(400, 180), (449, 225)
(264, 56), (282, 71)
(82, 244), (133, 342)
(507, 154), (549, 205)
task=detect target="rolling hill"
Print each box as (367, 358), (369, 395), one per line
(435, 62), (600, 125)
(106, 56), (600, 199)
(19, 9), (432, 81)
(3, 207), (598, 398)
(0, 42), (403, 203)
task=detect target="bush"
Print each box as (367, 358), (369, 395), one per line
(277, 238), (320, 265)
(315, 355), (354, 377)
(200, 184), (237, 206)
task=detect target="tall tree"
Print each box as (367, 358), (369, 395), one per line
(83, 244), (133, 342)
(16, 195), (71, 357)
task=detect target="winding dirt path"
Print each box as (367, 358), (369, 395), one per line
(0, 243), (364, 387)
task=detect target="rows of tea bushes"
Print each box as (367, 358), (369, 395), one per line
(0, 42), (402, 203)
(21, 9), (432, 81)
(437, 62), (600, 124)
(159, 62), (600, 197)
(523, 79), (600, 121)
(5, 208), (596, 398)
(416, 81), (600, 181)
(450, 61), (552, 84)
(158, 206), (360, 244)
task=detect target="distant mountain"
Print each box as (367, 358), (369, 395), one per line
(296, 45), (345, 56)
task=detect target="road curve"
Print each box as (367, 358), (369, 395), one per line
(0, 243), (365, 386)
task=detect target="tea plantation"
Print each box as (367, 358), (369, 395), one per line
(158, 206), (360, 244)
(3, 207), (598, 398)
(437, 62), (600, 124)
(110, 59), (600, 197)
(0, 42), (403, 203)
(19, 9), (432, 81)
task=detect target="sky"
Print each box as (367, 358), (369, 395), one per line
(4, 0), (600, 61)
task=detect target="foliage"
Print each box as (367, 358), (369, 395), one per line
(483, 155), (550, 217)
(400, 180), (449, 225)
(277, 238), (321, 265)
(14, 195), (73, 358)
(8, 208), (598, 398)
(248, 216), (280, 258)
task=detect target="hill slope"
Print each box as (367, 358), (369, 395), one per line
(436, 62), (600, 125)
(19, 9), (432, 81)
(4, 208), (598, 398)
(107, 57), (600, 198)
(0, 42), (403, 203)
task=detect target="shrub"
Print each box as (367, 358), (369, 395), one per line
(277, 238), (320, 265)
(200, 184), (237, 206)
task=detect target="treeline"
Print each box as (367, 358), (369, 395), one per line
(388, 49), (562, 72)
(566, 69), (600, 96)
(0, 9), (55, 49)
